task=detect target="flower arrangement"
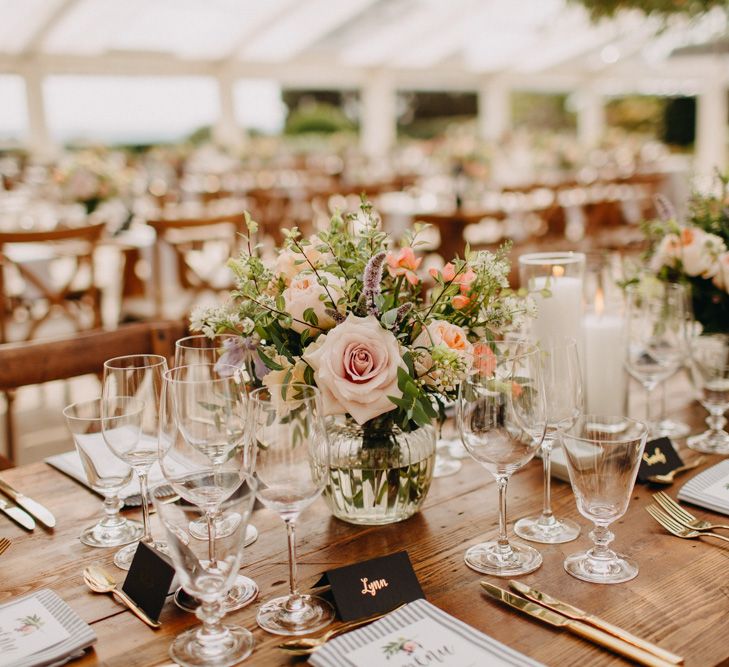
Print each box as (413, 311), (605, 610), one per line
(643, 176), (729, 333)
(192, 201), (532, 433)
(54, 152), (123, 214)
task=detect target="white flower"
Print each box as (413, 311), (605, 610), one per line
(274, 239), (328, 283)
(650, 233), (681, 273)
(676, 228), (725, 278)
(283, 271), (344, 335)
(303, 314), (405, 424)
(712, 252), (729, 293)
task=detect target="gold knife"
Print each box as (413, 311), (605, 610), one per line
(509, 580), (683, 665)
(0, 478), (55, 528)
(480, 582), (674, 667)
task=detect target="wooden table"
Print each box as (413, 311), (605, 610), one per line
(1, 400), (727, 666)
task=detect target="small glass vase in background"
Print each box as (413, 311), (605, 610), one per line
(323, 418), (436, 525)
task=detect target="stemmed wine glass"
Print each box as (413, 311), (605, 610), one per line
(687, 334), (729, 454)
(248, 383), (334, 636)
(161, 363), (259, 613)
(175, 334), (259, 548)
(63, 398), (144, 548)
(515, 338), (583, 544)
(457, 340), (547, 576)
(102, 354), (168, 570)
(559, 415), (648, 584)
(625, 282), (688, 435)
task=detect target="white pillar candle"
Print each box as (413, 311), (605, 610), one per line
(530, 274), (583, 346)
(583, 292), (627, 416)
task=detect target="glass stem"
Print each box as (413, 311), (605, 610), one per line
(590, 523), (614, 559)
(538, 437), (555, 526)
(659, 379), (668, 423)
(644, 382), (657, 427)
(206, 511), (217, 567)
(195, 599), (229, 658)
(496, 475), (511, 553)
(284, 519), (304, 612)
(708, 410), (727, 434)
(138, 470), (152, 544)
(100, 494), (124, 528)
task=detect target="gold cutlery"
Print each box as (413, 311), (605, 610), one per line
(646, 457), (706, 485)
(654, 491), (729, 531)
(509, 580), (683, 665)
(0, 537), (11, 556)
(277, 607), (401, 656)
(480, 582), (675, 667)
(646, 505), (729, 544)
(83, 565), (161, 629)
(0, 496), (35, 530)
(0, 478), (55, 528)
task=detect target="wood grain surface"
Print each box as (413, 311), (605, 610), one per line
(1, 400), (727, 667)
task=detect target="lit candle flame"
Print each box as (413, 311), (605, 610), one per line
(595, 287), (604, 316)
(552, 265), (565, 278)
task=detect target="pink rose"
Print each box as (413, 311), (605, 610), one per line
(283, 271), (344, 335)
(304, 314), (406, 424)
(386, 247), (422, 285)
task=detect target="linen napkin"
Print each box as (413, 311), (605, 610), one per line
(308, 598), (543, 667)
(677, 459), (729, 516)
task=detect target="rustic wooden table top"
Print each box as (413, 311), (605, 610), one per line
(1, 400), (727, 667)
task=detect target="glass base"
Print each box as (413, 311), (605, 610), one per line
(514, 515), (580, 544)
(653, 418), (690, 439)
(687, 430), (729, 455)
(433, 451), (462, 478)
(189, 518), (258, 547)
(564, 549), (638, 584)
(256, 594), (334, 636)
(170, 624), (254, 667)
(79, 518), (143, 548)
(113, 540), (168, 571)
(465, 540), (542, 576)
(174, 575), (259, 614)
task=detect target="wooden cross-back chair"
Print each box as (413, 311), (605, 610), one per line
(0, 223), (105, 344)
(0, 320), (187, 467)
(148, 212), (247, 319)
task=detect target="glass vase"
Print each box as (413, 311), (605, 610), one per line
(323, 418), (436, 525)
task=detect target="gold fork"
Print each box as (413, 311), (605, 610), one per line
(0, 537), (10, 556)
(654, 491), (729, 532)
(646, 505), (729, 544)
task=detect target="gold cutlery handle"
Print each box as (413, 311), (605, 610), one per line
(567, 620), (675, 667)
(584, 615), (683, 664)
(111, 588), (161, 629)
(702, 530), (729, 542)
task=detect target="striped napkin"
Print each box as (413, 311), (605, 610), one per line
(308, 598), (543, 667)
(677, 459), (729, 516)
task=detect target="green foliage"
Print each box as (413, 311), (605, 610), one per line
(571, 0), (726, 20)
(285, 102), (356, 136)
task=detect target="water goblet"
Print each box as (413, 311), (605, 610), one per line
(102, 354), (168, 570)
(515, 338), (583, 544)
(161, 363), (258, 612)
(248, 383), (334, 636)
(625, 282), (688, 435)
(457, 340), (547, 576)
(560, 415), (648, 584)
(154, 479), (258, 667)
(687, 334), (729, 454)
(63, 398), (144, 548)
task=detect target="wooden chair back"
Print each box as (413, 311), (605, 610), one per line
(147, 213), (246, 318)
(0, 320), (187, 467)
(0, 222), (105, 343)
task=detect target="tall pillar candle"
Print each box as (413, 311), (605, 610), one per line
(530, 274), (583, 345)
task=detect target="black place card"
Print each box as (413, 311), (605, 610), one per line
(637, 437), (684, 483)
(122, 542), (176, 622)
(317, 551), (424, 622)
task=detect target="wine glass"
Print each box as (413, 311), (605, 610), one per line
(457, 340), (547, 576)
(248, 383), (334, 636)
(161, 363), (258, 613)
(154, 479), (258, 667)
(63, 398), (144, 548)
(515, 338), (583, 544)
(559, 415), (648, 584)
(624, 282), (688, 434)
(175, 334), (259, 548)
(687, 334), (729, 454)
(102, 354), (168, 570)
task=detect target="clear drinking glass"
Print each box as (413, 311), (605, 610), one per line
(102, 354), (168, 570)
(457, 341), (547, 576)
(687, 334), (729, 454)
(625, 282), (688, 434)
(515, 338), (583, 544)
(248, 383), (334, 636)
(154, 479), (258, 667)
(175, 335), (259, 548)
(161, 363), (258, 613)
(63, 398), (144, 548)
(560, 415), (648, 584)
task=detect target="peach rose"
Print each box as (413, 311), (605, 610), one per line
(386, 247), (422, 285)
(414, 320), (473, 359)
(283, 271), (344, 335)
(303, 314), (406, 424)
